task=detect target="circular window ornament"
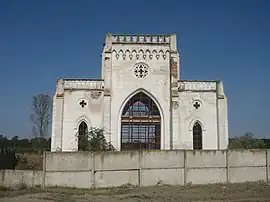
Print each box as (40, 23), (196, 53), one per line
(79, 99), (87, 108)
(133, 63), (149, 79)
(192, 100), (202, 110)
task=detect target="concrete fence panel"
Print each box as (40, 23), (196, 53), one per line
(94, 151), (139, 188)
(228, 150), (267, 183)
(45, 152), (92, 171)
(1, 149), (269, 189)
(45, 170), (92, 188)
(45, 152), (93, 188)
(0, 170), (42, 188)
(140, 150), (184, 186)
(186, 150), (227, 184)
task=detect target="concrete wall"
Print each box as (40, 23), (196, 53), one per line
(1, 150), (269, 188)
(0, 170), (42, 188)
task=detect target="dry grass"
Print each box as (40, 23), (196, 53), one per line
(0, 182), (270, 202)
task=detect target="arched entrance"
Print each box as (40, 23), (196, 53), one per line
(121, 92), (161, 150)
(193, 122), (202, 150)
(78, 121), (88, 151)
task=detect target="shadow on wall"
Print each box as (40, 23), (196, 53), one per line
(0, 149), (17, 170)
(0, 149), (43, 171)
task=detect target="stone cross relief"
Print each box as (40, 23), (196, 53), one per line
(193, 102), (201, 109)
(79, 100), (87, 108)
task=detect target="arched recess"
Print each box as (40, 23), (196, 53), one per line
(78, 121), (88, 151)
(188, 118), (206, 131)
(193, 122), (203, 150)
(120, 90), (162, 151)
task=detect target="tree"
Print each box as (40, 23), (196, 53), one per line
(30, 94), (52, 152)
(76, 127), (115, 152)
(229, 132), (267, 149)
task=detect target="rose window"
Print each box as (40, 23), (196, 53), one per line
(133, 63), (149, 79)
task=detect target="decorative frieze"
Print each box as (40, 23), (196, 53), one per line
(112, 49), (170, 61)
(178, 80), (217, 92)
(64, 80), (104, 90)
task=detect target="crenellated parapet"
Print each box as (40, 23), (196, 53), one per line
(58, 79), (104, 90)
(104, 33), (178, 60)
(178, 80), (218, 92)
(111, 49), (170, 60)
(111, 34), (170, 44)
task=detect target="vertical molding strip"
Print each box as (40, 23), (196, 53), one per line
(266, 150), (269, 184)
(91, 152), (95, 188)
(226, 150), (229, 184)
(184, 150), (187, 185)
(139, 151), (142, 186)
(216, 82), (220, 150)
(42, 152), (46, 189)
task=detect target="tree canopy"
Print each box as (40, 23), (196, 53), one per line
(0, 135), (50, 152)
(228, 132), (270, 149)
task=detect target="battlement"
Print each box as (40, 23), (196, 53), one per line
(104, 33), (178, 52)
(111, 34), (171, 44)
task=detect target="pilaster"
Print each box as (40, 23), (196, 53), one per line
(170, 49), (180, 150)
(51, 79), (64, 151)
(217, 81), (229, 149)
(102, 40), (112, 144)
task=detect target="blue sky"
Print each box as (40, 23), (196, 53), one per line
(0, 0), (269, 139)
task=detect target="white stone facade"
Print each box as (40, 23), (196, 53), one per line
(51, 34), (229, 152)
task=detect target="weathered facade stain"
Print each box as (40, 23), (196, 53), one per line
(170, 58), (178, 79)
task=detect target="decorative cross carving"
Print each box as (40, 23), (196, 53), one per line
(79, 100), (87, 108)
(138, 68), (144, 75)
(193, 102), (200, 109)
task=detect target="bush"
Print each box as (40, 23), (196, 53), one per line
(75, 127), (115, 152)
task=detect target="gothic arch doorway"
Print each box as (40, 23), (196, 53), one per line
(193, 122), (202, 150)
(78, 121), (88, 151)
(121, 92), (161, 150)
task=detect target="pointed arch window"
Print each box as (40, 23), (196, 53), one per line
(78, 121), (88, 151)
(121, 92), (161, 150)
(193, 122), (202, 150)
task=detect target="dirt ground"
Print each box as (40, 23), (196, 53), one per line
(0, 182), (270, 202)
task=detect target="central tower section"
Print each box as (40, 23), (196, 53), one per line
(101, 34), (180, 150)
